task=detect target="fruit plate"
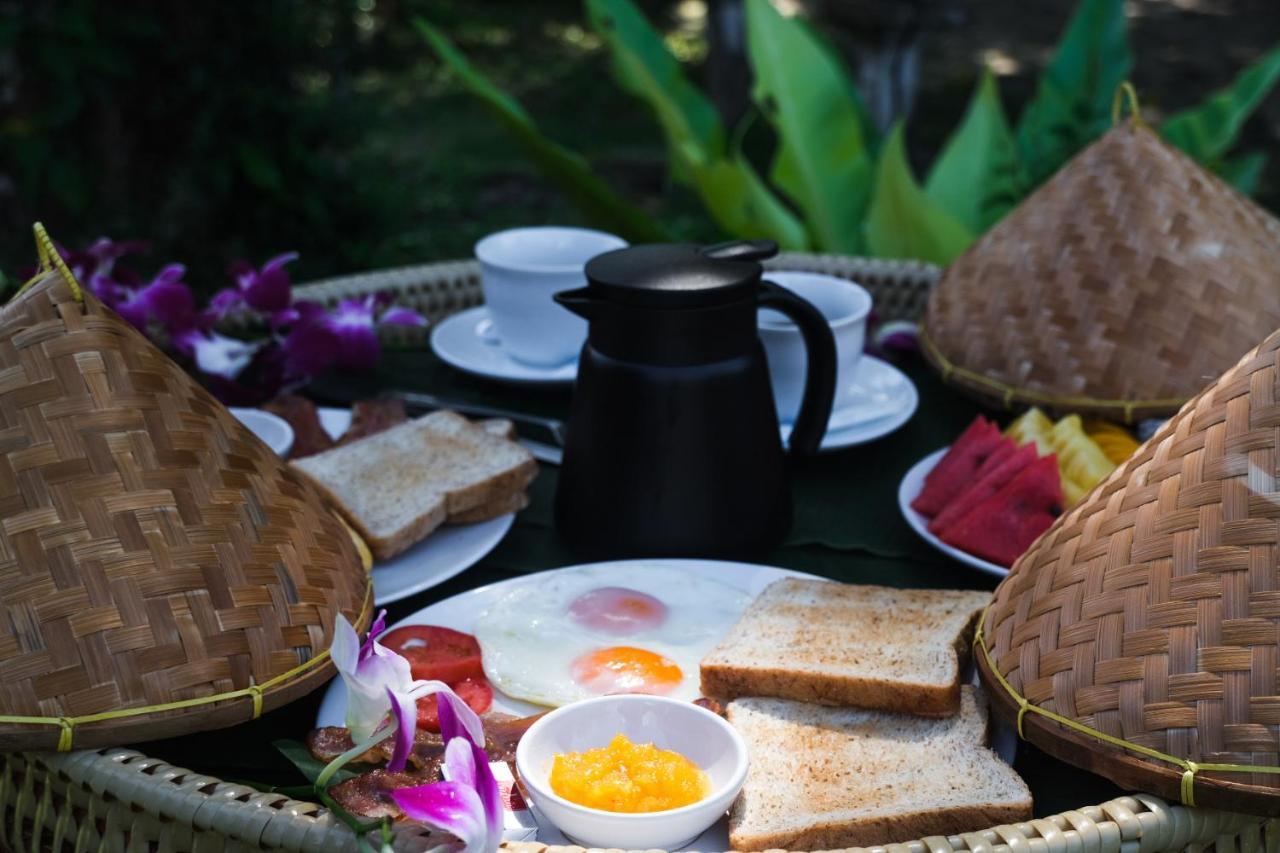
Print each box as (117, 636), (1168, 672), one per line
(317, 407), (515, 606)
(316, 558), (1015, 849)
(898, 448), (1008, 579)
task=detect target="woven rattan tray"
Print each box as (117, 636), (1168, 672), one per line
(4, 253), (1267, 852)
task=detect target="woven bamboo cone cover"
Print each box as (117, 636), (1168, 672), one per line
(921, 121), (1280, 422)
(0, 267), (370, 751)
(977, 321), (1280, 815)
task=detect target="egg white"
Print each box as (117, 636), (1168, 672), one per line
(473, 565), (751, 708)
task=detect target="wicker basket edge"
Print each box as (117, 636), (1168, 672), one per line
(3, 747), (1274, 853)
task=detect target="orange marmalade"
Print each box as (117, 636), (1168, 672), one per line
(549, 733), (710, 813)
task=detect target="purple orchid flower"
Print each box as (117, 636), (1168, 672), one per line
(286, 296), (426, 372)
(390, 693), (502, 853)
(172, 329), (262, 381)
(325, 612), (485, 784)
(113, 264), (196, 332)
(870, 320), (919, 356)
(230, 252), (298, 313)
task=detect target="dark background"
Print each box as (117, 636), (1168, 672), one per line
(3, 0), (1279, 295)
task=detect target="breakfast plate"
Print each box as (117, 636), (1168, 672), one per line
(898, 448), (1008, 578)
(783, 355), (919, 452)
(316, 407), (515, 605)
(431, 306), (578, 385)
(316, 559), (1014, 848)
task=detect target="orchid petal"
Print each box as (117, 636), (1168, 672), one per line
(386, 686), (417, 772)
(324, 298), (381, 370)
(331, 613), (361, 675)
(442, 736), (477, 789)
(872, 320), (919, 354)
(440, 737), (501, 850)
(378, 306), (427, 327)
(205, 288), (245, 321)
(421, 682), (485, 747)
(390, 781), (486, 852)
(186, 331), (261, 380)
(359, 609), (388, 661)
(243, 253), (296, 312)
(281, 321), (339, 378)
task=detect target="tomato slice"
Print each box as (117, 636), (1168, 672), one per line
(417, 677), (494, 733)
(380, 625), (484, 683)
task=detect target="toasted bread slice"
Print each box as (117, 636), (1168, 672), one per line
(478, 418), (517, 441)
(701, 579), (989, 716)
(447, 489), (530, 525)
(727, 688), (1031, 851)
(292, 411), (536, 560)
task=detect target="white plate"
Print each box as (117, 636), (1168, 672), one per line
(315, 558), (1014, 848)
(431, 306), (578, 385)
(229, 407), (294, 457)
(898, 448), (1008, 579)
(781, 355), (919, 452)
(316, 408), (515, 605)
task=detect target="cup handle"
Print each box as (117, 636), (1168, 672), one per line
(758, 279), (837, 456)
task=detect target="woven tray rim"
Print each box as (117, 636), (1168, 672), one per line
(7, 746), (1271, 853)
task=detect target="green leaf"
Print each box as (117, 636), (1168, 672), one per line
(414, 18), (668, 244)
(273, 739), (358, 786)
(866, 124), (975, 265)
(925, 71), (1020, 231)
(1161, 45), (1280, 164)
(1215, 150), (1268, 196)
(585, 0), (808, 249)
(1015, 0), (1131, 187)
(744, 0), (874, 253)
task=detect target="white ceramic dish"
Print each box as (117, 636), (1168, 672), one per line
(516, 695), (749, 850)
(897, 447), (1008, 579)
(315, 407), (515, 604)
(780, 355), (919, 452)
(431, 306), (579, 385)
(230, 407), (294, 457)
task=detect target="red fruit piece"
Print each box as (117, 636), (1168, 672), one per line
(416, 677), (495, 733)
(929, 442), (1035, 534)
(939, 454), (1062, 567)
(911, 417), (1004, 517)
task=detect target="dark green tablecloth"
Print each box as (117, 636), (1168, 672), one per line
(144, 347), (1122, 822)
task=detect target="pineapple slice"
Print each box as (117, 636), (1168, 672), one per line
(1005, 408), (1054, 456)
(1083, 418), (1141, 464)
(1050, 415), (1116, 498)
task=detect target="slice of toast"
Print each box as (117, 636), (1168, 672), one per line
(727, 688), (1031, 851)
(292, 410), (536, 560)
(700, 579), (989, 716)
(446, 489), (530, 525)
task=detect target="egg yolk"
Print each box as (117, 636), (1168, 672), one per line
(550, 733), (710, 813)
(568, 587), (669, 635)
(570, 646), (683, 696)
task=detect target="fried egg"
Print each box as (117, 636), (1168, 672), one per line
(473, 565), (751, 707)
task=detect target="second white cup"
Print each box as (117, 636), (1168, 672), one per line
(475, 226), (627, 367)
(758, 271), (873, 424)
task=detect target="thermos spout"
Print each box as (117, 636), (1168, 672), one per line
(554, 287), (597, 319)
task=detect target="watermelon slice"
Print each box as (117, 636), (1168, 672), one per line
(910, 417), (1004, 517)
(928, 442), (1035, 534)
(938, 454), (1062, 567)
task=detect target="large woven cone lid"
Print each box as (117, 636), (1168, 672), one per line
(977, 322), (1280, 814)
(0, 246), (370, 751)
(922, 121), (1280, 422)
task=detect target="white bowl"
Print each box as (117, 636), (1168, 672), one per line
(229, 407), (294, 457)
(516, 695), (748, 850)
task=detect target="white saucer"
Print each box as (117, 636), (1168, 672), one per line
(316, 407), (515, 604)
(897, 448), (1008, 579)
(431, 306), (578, 385)
(781, 355), (919, 452)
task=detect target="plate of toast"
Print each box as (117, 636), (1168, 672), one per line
(263, 396), (536, 605)
(312, 561), (1026, 850)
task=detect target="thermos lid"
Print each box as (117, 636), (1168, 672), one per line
(584, 239), (778, 309)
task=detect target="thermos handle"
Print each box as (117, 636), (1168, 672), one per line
(758, 280), (837, 456)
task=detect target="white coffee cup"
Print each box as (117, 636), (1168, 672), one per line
(758, 271), (873, 424)
(475, 226), (627, 366)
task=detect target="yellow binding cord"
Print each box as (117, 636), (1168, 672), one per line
(975, 606), (1280, 807)
(18, 223), (84, 303)
(1111, 81), (1148, 129)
